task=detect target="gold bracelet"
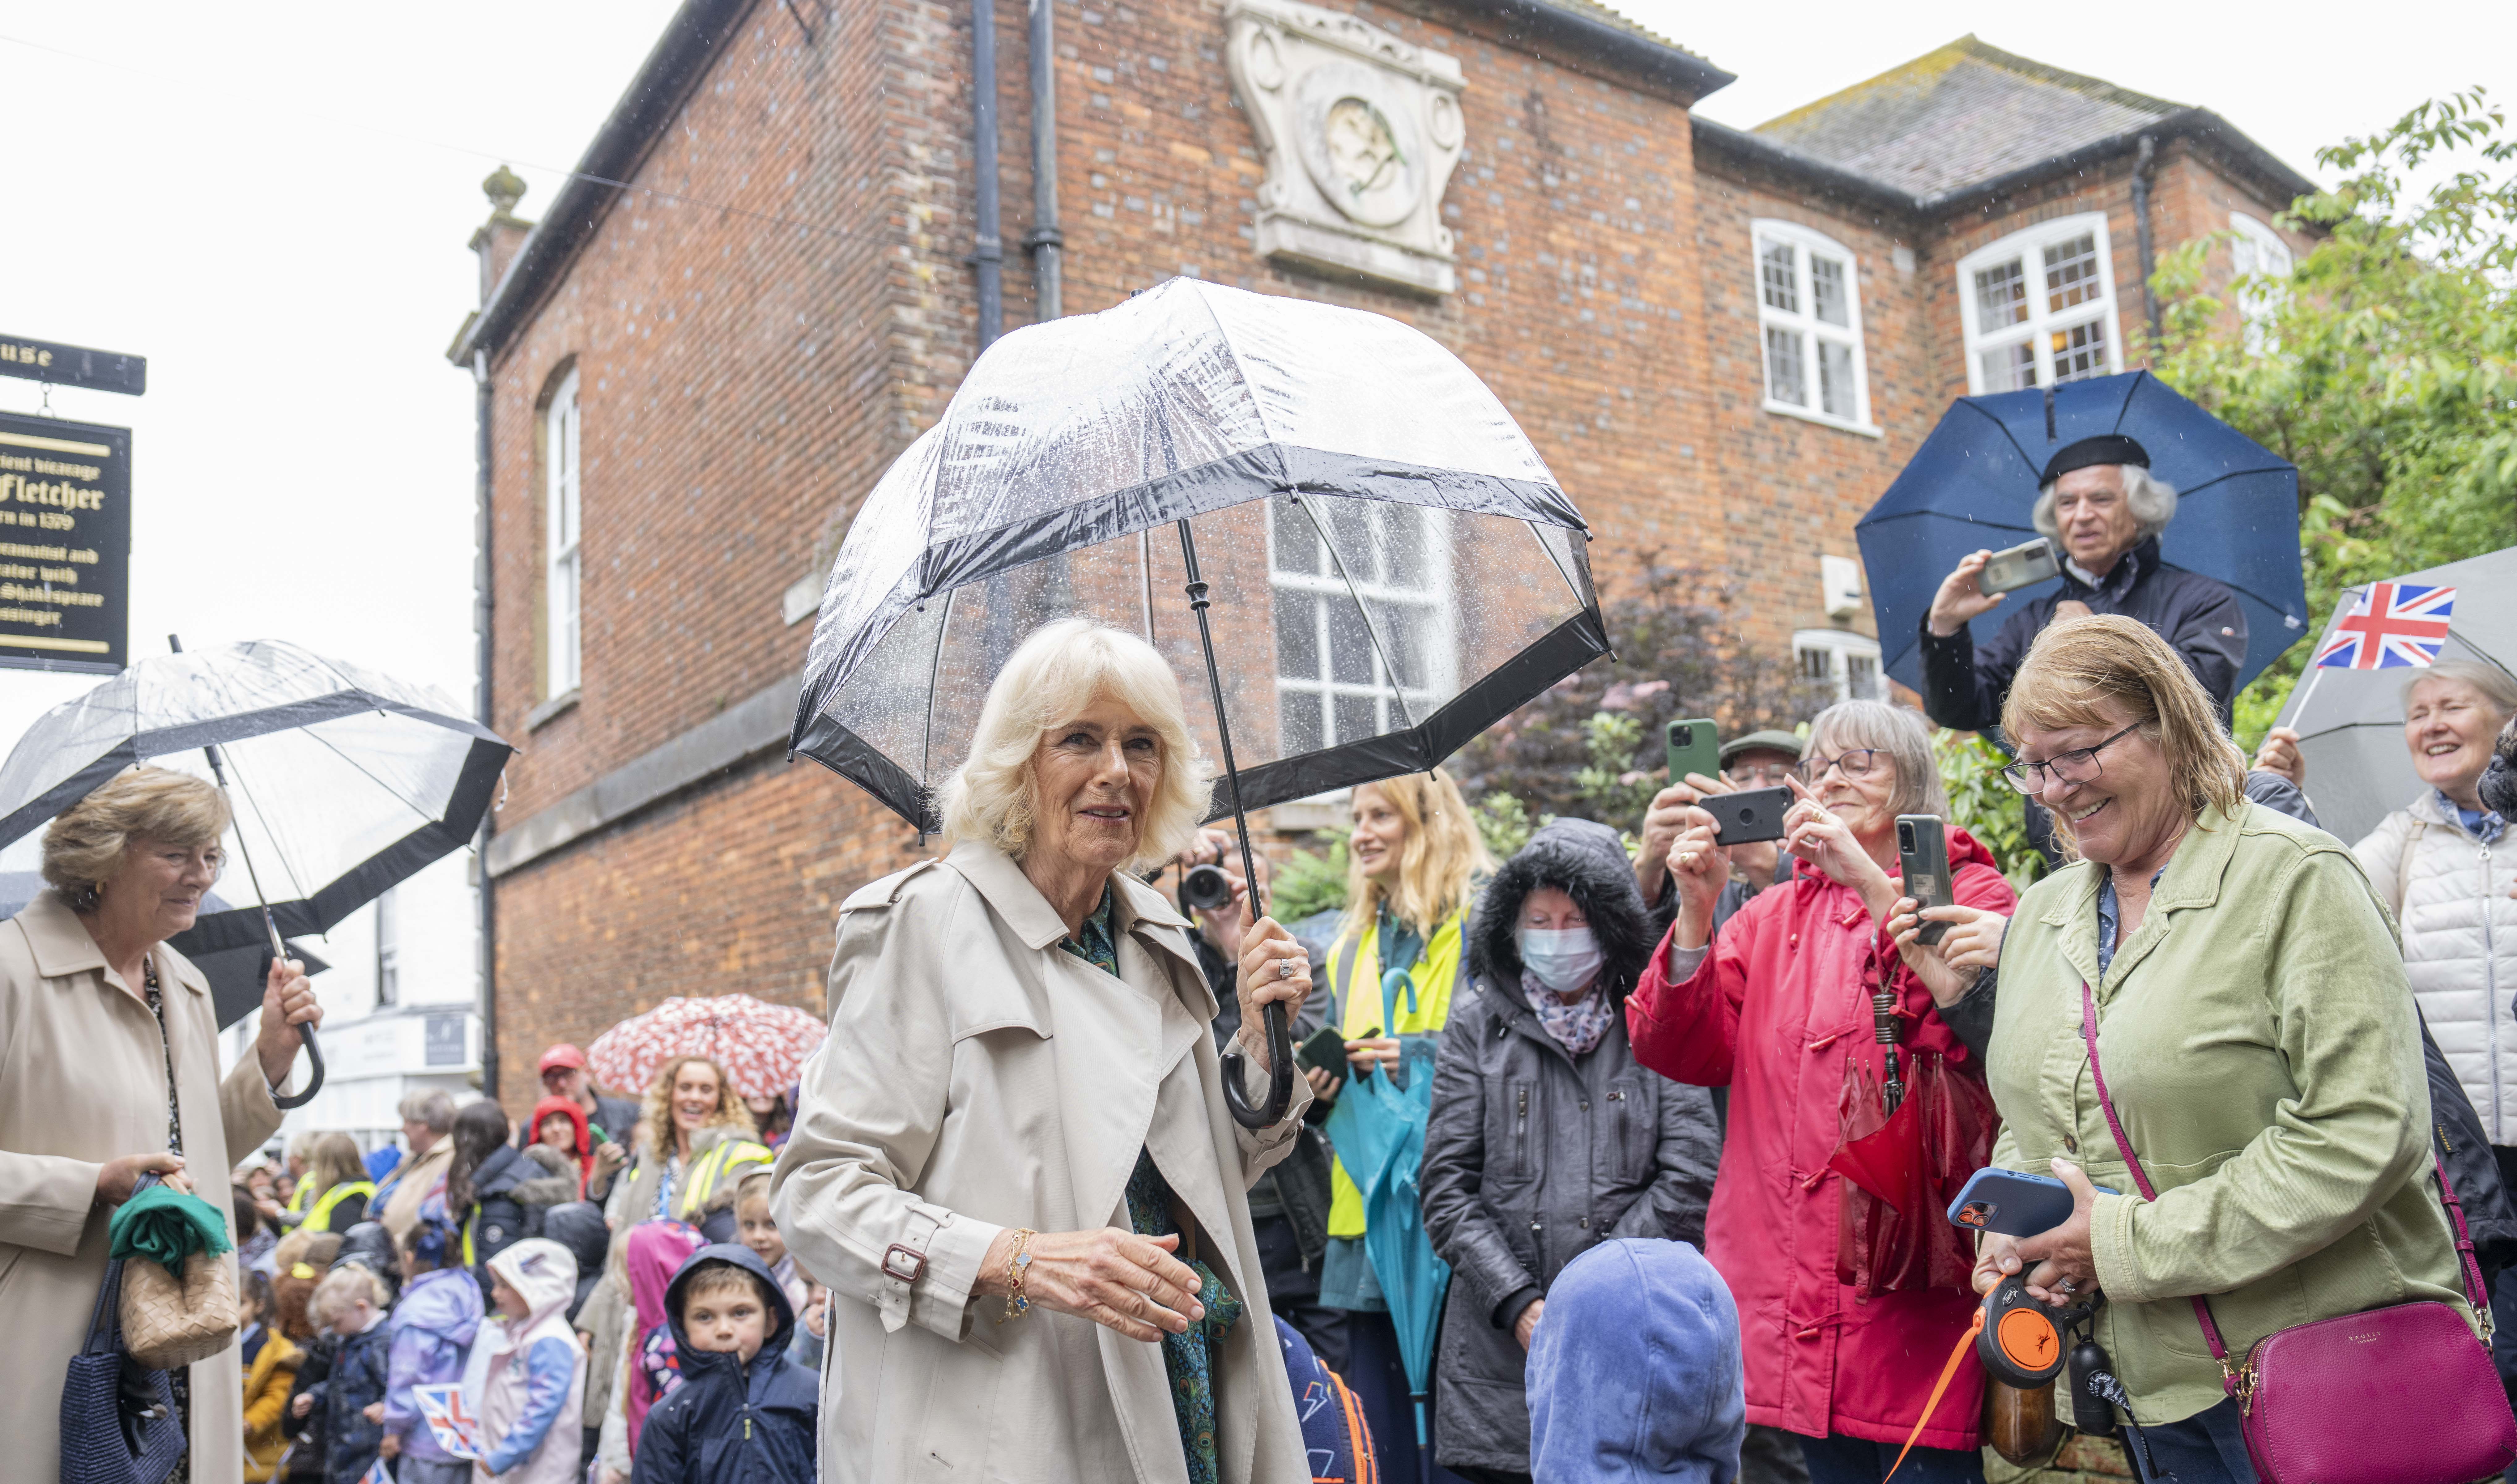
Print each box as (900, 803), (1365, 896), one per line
(1003, 1228), (1039, 1320)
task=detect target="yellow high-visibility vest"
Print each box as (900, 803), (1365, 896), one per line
(305, 1180), (376, 1234)
(1324, 904), (1469, 1239)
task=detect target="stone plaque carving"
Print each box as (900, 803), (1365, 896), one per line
(1226, 0), (1465, 296)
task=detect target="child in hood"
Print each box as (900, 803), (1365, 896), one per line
(530, 1095), (596, 1198)
(1527, 1239), (1745, 1483)
(379, 1205), (483, 1484)
(630, 1244), (818, 1484)
(470, 1237), (588, 1484)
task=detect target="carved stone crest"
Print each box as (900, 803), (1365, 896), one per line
(1225, 0), (1466, 296)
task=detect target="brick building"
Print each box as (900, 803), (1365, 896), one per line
(448, 0), (2315, 1103)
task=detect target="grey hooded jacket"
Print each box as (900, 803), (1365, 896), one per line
(1419, 818), (1722, 1474)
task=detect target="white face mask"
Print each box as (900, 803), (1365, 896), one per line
(1518, 926), (1603, 995)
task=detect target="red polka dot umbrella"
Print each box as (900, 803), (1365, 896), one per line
(586, 994), (827, 1102)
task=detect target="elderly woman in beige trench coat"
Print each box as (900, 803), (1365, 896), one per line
(0, 767), (322, 1484)
(772, 619), (1317, 1484)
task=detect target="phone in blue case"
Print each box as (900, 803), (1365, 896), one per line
(1946, 1168), (2119, 1238)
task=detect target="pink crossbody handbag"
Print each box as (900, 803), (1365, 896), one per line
(2080, 981), (2517, 1484)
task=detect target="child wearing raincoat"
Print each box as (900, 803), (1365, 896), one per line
(466, 1238), (587, 1484)
(381, 1208), (482, 1484)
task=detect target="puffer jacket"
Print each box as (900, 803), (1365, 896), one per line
(2357, 791), (2517, 1142)
(1420, 818), (1722, 1475)
(241, 1327), (301, 1483)
(631, 1242), (819, 1484)
(1627, 827), (2015, 1452)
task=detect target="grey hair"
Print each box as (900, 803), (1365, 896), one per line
(398, 1088), (459, 1133)
(1807, 700), (1948, 820)
(2032, 464), (2179, 546)
(2404, 660), (2517, 722)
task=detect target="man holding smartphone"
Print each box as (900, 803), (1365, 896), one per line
(1635, 730), (1805, 930)
(1917, 435), (2246, 737)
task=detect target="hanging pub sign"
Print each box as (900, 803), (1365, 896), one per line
(0, 411), (129, 674)
(0, 334), (146, 397)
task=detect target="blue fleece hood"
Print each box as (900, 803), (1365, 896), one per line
(664, 1241), (799, 1384)
(1526, 1239), (1744, 1483)
(392, 1265), (484, 1347)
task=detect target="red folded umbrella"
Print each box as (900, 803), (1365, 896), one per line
(1830, 1051), (1995, 1296)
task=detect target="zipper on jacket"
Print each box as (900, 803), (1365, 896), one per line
(2483, 842), (2504, 1141)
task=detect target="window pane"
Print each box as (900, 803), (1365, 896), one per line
(1367, 599), (1428, 691)
(1810, 255), (1849, 328)
(1846, 653), (1879, 701)
(2230, 235), (2258, 280)
(1979, 342), (2037, 393)
(1764, 326), (1807, 406)
(1280, 690), (1323, 755)
(1334, 693), (1379, 746)
(2049, 317), (2109, 383)
(1271, 498), (1318, 576)
(1818, 341), (1856, 419)
(2043, 232), (2102, 314)
(1797, 646), (1833, 685)
(1375, 502), (1429, 589)
(1327, 599), (1375, 684)
(1275, 594), (1320, 680)
(1325, 499), (1372, 571)
(1760, 241), (1798, 313)
(1974, 258), (2028, 329)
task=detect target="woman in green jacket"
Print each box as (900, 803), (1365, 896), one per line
(1972, 615), (2477, 1483)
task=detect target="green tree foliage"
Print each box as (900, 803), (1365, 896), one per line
(1934, 728), (2045, 890)
(1450, 557), (1827, 822)
(2149, 91), (2517, 747)
(1267, 830), (1351, 927)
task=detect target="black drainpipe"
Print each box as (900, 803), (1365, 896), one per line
(471, 348), (500, 1105)
(1025, 0), (1063, 320)
(972, 0), (1005, 347)
(2131, 134), (2161, 349)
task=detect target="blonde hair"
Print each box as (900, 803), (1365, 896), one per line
(2000, 614), (2247, 862)
(1807, 700), (1948, 821)
(303, 1133), (367, 1205)
(1342, 770), (1494, 938)
(735, 1168), (773, 1210)
(40, 766), (229, 908)
(309, 1265), (390, 1326)
(938, 619), (1211, 872)
(638, 1054), (754, 1156)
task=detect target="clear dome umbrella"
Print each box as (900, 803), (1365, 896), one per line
(0, 638), (513, 1104)
(792, 277), (1608, 1126)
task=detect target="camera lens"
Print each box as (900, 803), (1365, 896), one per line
(1899, 823), (1914, 849)
(1181, 862), (1234, 911)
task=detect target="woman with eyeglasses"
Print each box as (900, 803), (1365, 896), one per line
(1626, 700), (2017, 1484)
(1940, 616), (2475, 1483)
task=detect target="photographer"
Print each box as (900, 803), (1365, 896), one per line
(1173, 829), (1344, 1367)
(1635, 730), (1805, 935)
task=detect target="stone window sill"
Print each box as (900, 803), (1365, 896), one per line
(1761, 399), (1883, 439)
(526, 688), (580, 732)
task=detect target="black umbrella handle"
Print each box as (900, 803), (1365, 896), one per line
(1177, 521), (1296, 1130)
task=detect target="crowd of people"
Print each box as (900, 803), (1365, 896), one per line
(2, 436), (2509, 1484)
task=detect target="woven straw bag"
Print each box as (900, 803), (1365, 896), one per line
(119, 1244), (237, 1372)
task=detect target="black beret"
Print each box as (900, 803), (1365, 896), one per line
(2041, 434), (2149, 485)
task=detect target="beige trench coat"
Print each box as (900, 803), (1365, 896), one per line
(0, 889), (288, 1484)
(770, 841), (1313, 1484)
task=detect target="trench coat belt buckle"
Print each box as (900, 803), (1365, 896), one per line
(879, 1202), (952, 1333)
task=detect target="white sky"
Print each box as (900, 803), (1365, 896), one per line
(0, 1), (2509, 1004)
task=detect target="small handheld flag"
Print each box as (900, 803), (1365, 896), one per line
(413, 1383), (481, 1460)
(359, 1459), (394, 1484)
(2314, 582), (2455, 670)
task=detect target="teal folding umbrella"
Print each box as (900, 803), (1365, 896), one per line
(1325, 970), (1452, 1483)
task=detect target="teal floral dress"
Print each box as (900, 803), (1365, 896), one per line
(1061, 886), (1246, 1484)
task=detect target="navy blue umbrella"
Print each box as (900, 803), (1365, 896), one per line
(1856, 371), (2309, 699)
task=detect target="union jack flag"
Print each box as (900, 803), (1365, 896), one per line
(412, 1382), (481, 1459)
(2314, 582), (2456, 669)
(358, 1458), (395, 1484)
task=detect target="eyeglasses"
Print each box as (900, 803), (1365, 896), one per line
(1792, 749), (1884, 785)
(1728, 762), (1799, 788)
(1997, 723), (2143, 794)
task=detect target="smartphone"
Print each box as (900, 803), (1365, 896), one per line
(1896, 814), (1954, 946)
(1978, 538), (2061, 596)
(1705, 785), (1790, 845)
(1948, 1168), (2120, 1237)
(1298, 1023), (1376, 1076)
(1667, 717), (1720, 788)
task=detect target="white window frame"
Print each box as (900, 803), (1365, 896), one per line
(373, 887), (399, 1009)
(1794, 628), (1885, 704)
(1751, 219), (1879, 436)
(1956, 212), (2124, 394)
(2227, 212), (2293, 352)
(544, 368), (583, 698)
(1268, 498), (1456, 756)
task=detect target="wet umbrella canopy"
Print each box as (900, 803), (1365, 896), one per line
(1857, 371), (2308, 698)
(791, 277), (1607, 830)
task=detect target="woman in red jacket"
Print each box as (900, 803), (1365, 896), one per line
(1627, 700), (2016, 1484)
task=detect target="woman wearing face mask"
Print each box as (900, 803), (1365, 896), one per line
(1419, 819), (1721, 1484)
(1629, 700), (2018, 1484)
(1315, 770), (1493, 1482)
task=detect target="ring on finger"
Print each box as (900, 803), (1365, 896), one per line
(1276, 957), (1297, 980)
